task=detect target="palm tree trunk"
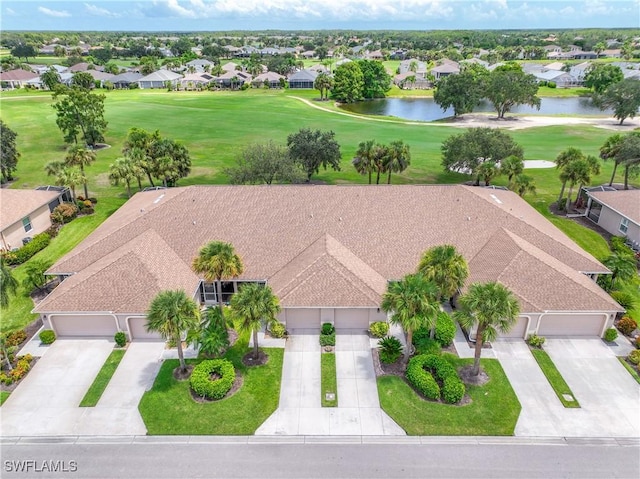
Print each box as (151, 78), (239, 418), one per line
(146, 171), (155, 187)
(557, 180), (567, 204)
(565, 185), (574, 212)
(575, 183), (584, 205)
(125, 180), (131, 198)
(609, 163), (618, 186)
(376, 169), (381, 185)
(387, 169), (392, 184)
(176, 332), (186, 372)
(137, 177), (143, 191)
(472, 325), (484, 376)
(81, 165), (89, 199)
(253, 329), (259, 359)
(368, 171), (372, 184)
(217, 279), (225, 320)
(405, 329), (413, 362)
(624, 165), (630, 190)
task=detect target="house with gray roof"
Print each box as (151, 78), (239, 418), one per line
(35, 185), (621, 341)
(111, 72), (143, 89)
(287, 69), (318, 89)
(585, 189), (640, 245)
(138, 70), (183, 89)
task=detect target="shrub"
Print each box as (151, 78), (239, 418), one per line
(442, 376), (466, 404)
(370, 321), (389, 338)
(189, 359), (235, 400)
(88, 197), (97, 204)
(628, 350), (640, 365)
(39, 330), (56, 344)
(2, 233), (51, 265)
(610, 291), (638, 312)
(635, 337), (640, 349)
(527, 334), (546, 348)
(187, 307), (229, 358)
(44, 224), (60, 238)
(269, 322), (286, 339)
(319, 333), (336, 347)
(610, 236), (634, 257)
(5, 330), (27, 347)
(114, 331), (127, 348)
(413, 328), (441, 355)
(603, 328), (618, 342)
(406, 354), (465, 404)
(378, 336), (403, 364)
(547, 81), (557, 88)
(50, 203), (78, 224)
(406, 355), (440, 400)
(321, 323), (335, 335)
(434, 312), (456, 347)
(0, 354), (34, 385)
(617, 316), (638, 336)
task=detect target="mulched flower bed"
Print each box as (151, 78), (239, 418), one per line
(173, 364), (194, 381)
(0, 357), (39, 393)
(190, 371), (244, 403)
(242, 350), (269, 366)
(372, 348), (406, 377)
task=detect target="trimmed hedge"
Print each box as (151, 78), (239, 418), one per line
(39, 329), (56, 344)
(370, 321), (389, 338)
(319, 333), (336, 347)
(190, 359), (235, 400)
(434, 312), (456, 347)
(603, 328), (618, 342)
(406, 354), (465, 404)
(269, 322), (286, 339)
(2, 232), (51, 265)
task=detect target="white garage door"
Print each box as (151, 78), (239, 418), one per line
(537, 314), (605, 337)
(334, 308), (370, 330)
(285, 308), (321, 330)
(128, 317), (162, 340)
(50, 314), (118, 337)
(499, 316), (529, 339)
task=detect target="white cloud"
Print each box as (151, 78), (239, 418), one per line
(84, 3), (121, 18)
(38, 6), (71, 18)
(5, 7), (17, 15)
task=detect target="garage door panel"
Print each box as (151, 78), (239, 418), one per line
(334, 308), (370, 330)
(285, 308), (321, 330)
(50, 314), (118, 337)
(538, 314), (605, 337)
(500, 316), (528, 339)
(128, 317), (162, 340)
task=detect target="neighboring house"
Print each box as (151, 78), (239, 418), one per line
(110, 72), (143, 89)
(185, 59), (214, 72)
(35, 185), (621, 341)
(585, 189), (640, 245)
(287, 69), (318, 89)
(0, 69), (38, 89)
(533, 70), (579, 88)
(213, 70), (252, 88)
(181, 73), (215, 89)
(0, 189), (64, 251)
(431, 62), (460, 79)
(252, 71), (285, 88)
(398, 58), (427, 76)
(544, 61), (565, 71)
(137, 70), (183, 89)
(393, 72), (430, 90)
(68, 62), (103, 73)
(220, 61), (240, 72)
(85, 70), (115, 87)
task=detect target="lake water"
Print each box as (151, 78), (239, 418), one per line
(339, 97), (612, 122)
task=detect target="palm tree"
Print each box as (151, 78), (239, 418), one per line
(574, 155), (601, 206)
(603, 253), (637, 290)
(454, 282), (520, 376)
(372, 143), (390, 185)
(617, 132), (640, 190)
(146, 290), (200, 374)
(108, 157), (139, 197)
(417, 244), (469, 337)
(192, 241), (244, 320)
(561, 159), (591, 211)
(230, 283), (280, 359)
(500, 155), (524, 189)
(384, 140), (411, 184)
(0, 257), (18, 308)
(352, 140), (377, 184)
(599, 134), (624, 186)
(53, 166), (85, 202)
(314, 72), (333, 101)
(477, 160), (499, 186)
(513, 174), (536, 197)
(65, 145), (96, 199)
(381, 273), (440, 361)
(555, 147), (584, 205)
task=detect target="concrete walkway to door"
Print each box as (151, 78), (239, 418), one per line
(256, 329), (405, 436)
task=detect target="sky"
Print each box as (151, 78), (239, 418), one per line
(2, 0), (639, 31)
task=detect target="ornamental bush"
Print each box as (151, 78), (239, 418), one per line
(50, 203), (78, 224)
(190, 359), (235, 400)
(369, 321), (389, 338)
(527, 334), (546, 348)
(2, 233), (51, 265)
(405, 354), (465, 404)
(406, 355), (440, 400)
(628, 350), (640, 365)
(617, 316), (638, 336)
(378, 336), (403, 364)
(5, 330), (27, 347)
(434, 312), (456, 347)
(442, 375), (466, 404)
(269, 322), (286, 339)
(412, 328), (441, 355)
(114, 331), (127, 348)
(39, 330), (56, 344)
(319, 333), (336, 347)
(603, 328), (618, 342)
(321, 323), (335, 335)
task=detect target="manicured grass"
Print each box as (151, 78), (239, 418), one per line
(617, 357), (640, 384)
(530, 349), (580, 408)
(0, 391), (10, 406)
(139, 332), (283, 435)
(321, 352), (338, 407)
(378, 356), (521, 435)
(79, 349), (126, 407)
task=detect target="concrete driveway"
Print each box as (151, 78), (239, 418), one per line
(1, 340), (164, 436)
(493, 339), (640, 437)
(256, 329), (404, 435)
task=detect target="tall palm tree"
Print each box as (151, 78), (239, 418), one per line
(600, 134), (624, 187)
(0, 257), (18, 308)
(555, 147), (584, 204)
(477, 160), (499, 186)
(372, 143), (390, 185)
(65, 145), (96, 199)
(454, 282), (520, 376)
(513, 174), (536, 197)
(574, 155), (601, 206)
(352, 140), (377, 184)
(230, 283), (280, 359)
(417, 244), (469, 337)
(381, 273), (440, 361)
(53, 166), (85, 202)
(314, 72), (333, 101)
(617, 132), (640, 190)
(561, 159), (590, 211)
(603, 253), (637, 290)
(192, 241), (244, 320)
(384, 140), (411, 184)
(108, 157), (138, 197)
(146, 290), (200, 374)
(500, 155), (524, 189)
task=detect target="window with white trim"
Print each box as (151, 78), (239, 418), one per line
(22, 216), (32, 232)
(619, 218), (629, 234)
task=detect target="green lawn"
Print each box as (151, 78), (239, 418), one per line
(321, 352), (338, 407)
(139, 333), (283, 435)
(617, 357), (640, 384)
(378, 357), (521, 435)
(0, 391), (10, 406)
(530, 349), (580, 408)
(79, 349), (126, 407)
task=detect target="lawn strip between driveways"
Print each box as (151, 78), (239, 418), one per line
(79, 349), (126, 407)
(377, 357), (521, 436)
(530, 349), (580, 408)
(617, 357), (640, 384)
(321, 352), (338, 407)
(0, 391), (10, 406)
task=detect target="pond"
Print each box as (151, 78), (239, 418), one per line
(339, 97), (612, 122)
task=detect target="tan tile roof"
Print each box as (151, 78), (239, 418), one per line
(588, 190), (640, 225)
(0, 189), (60, 230)
(39, 185), (617, 314)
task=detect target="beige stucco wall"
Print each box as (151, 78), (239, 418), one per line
(1, 204), (53, 250)
(598, 208), (640, 244)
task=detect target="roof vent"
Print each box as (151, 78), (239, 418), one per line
(490, 194), (503, 205)
(153, 193), (165, 204)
